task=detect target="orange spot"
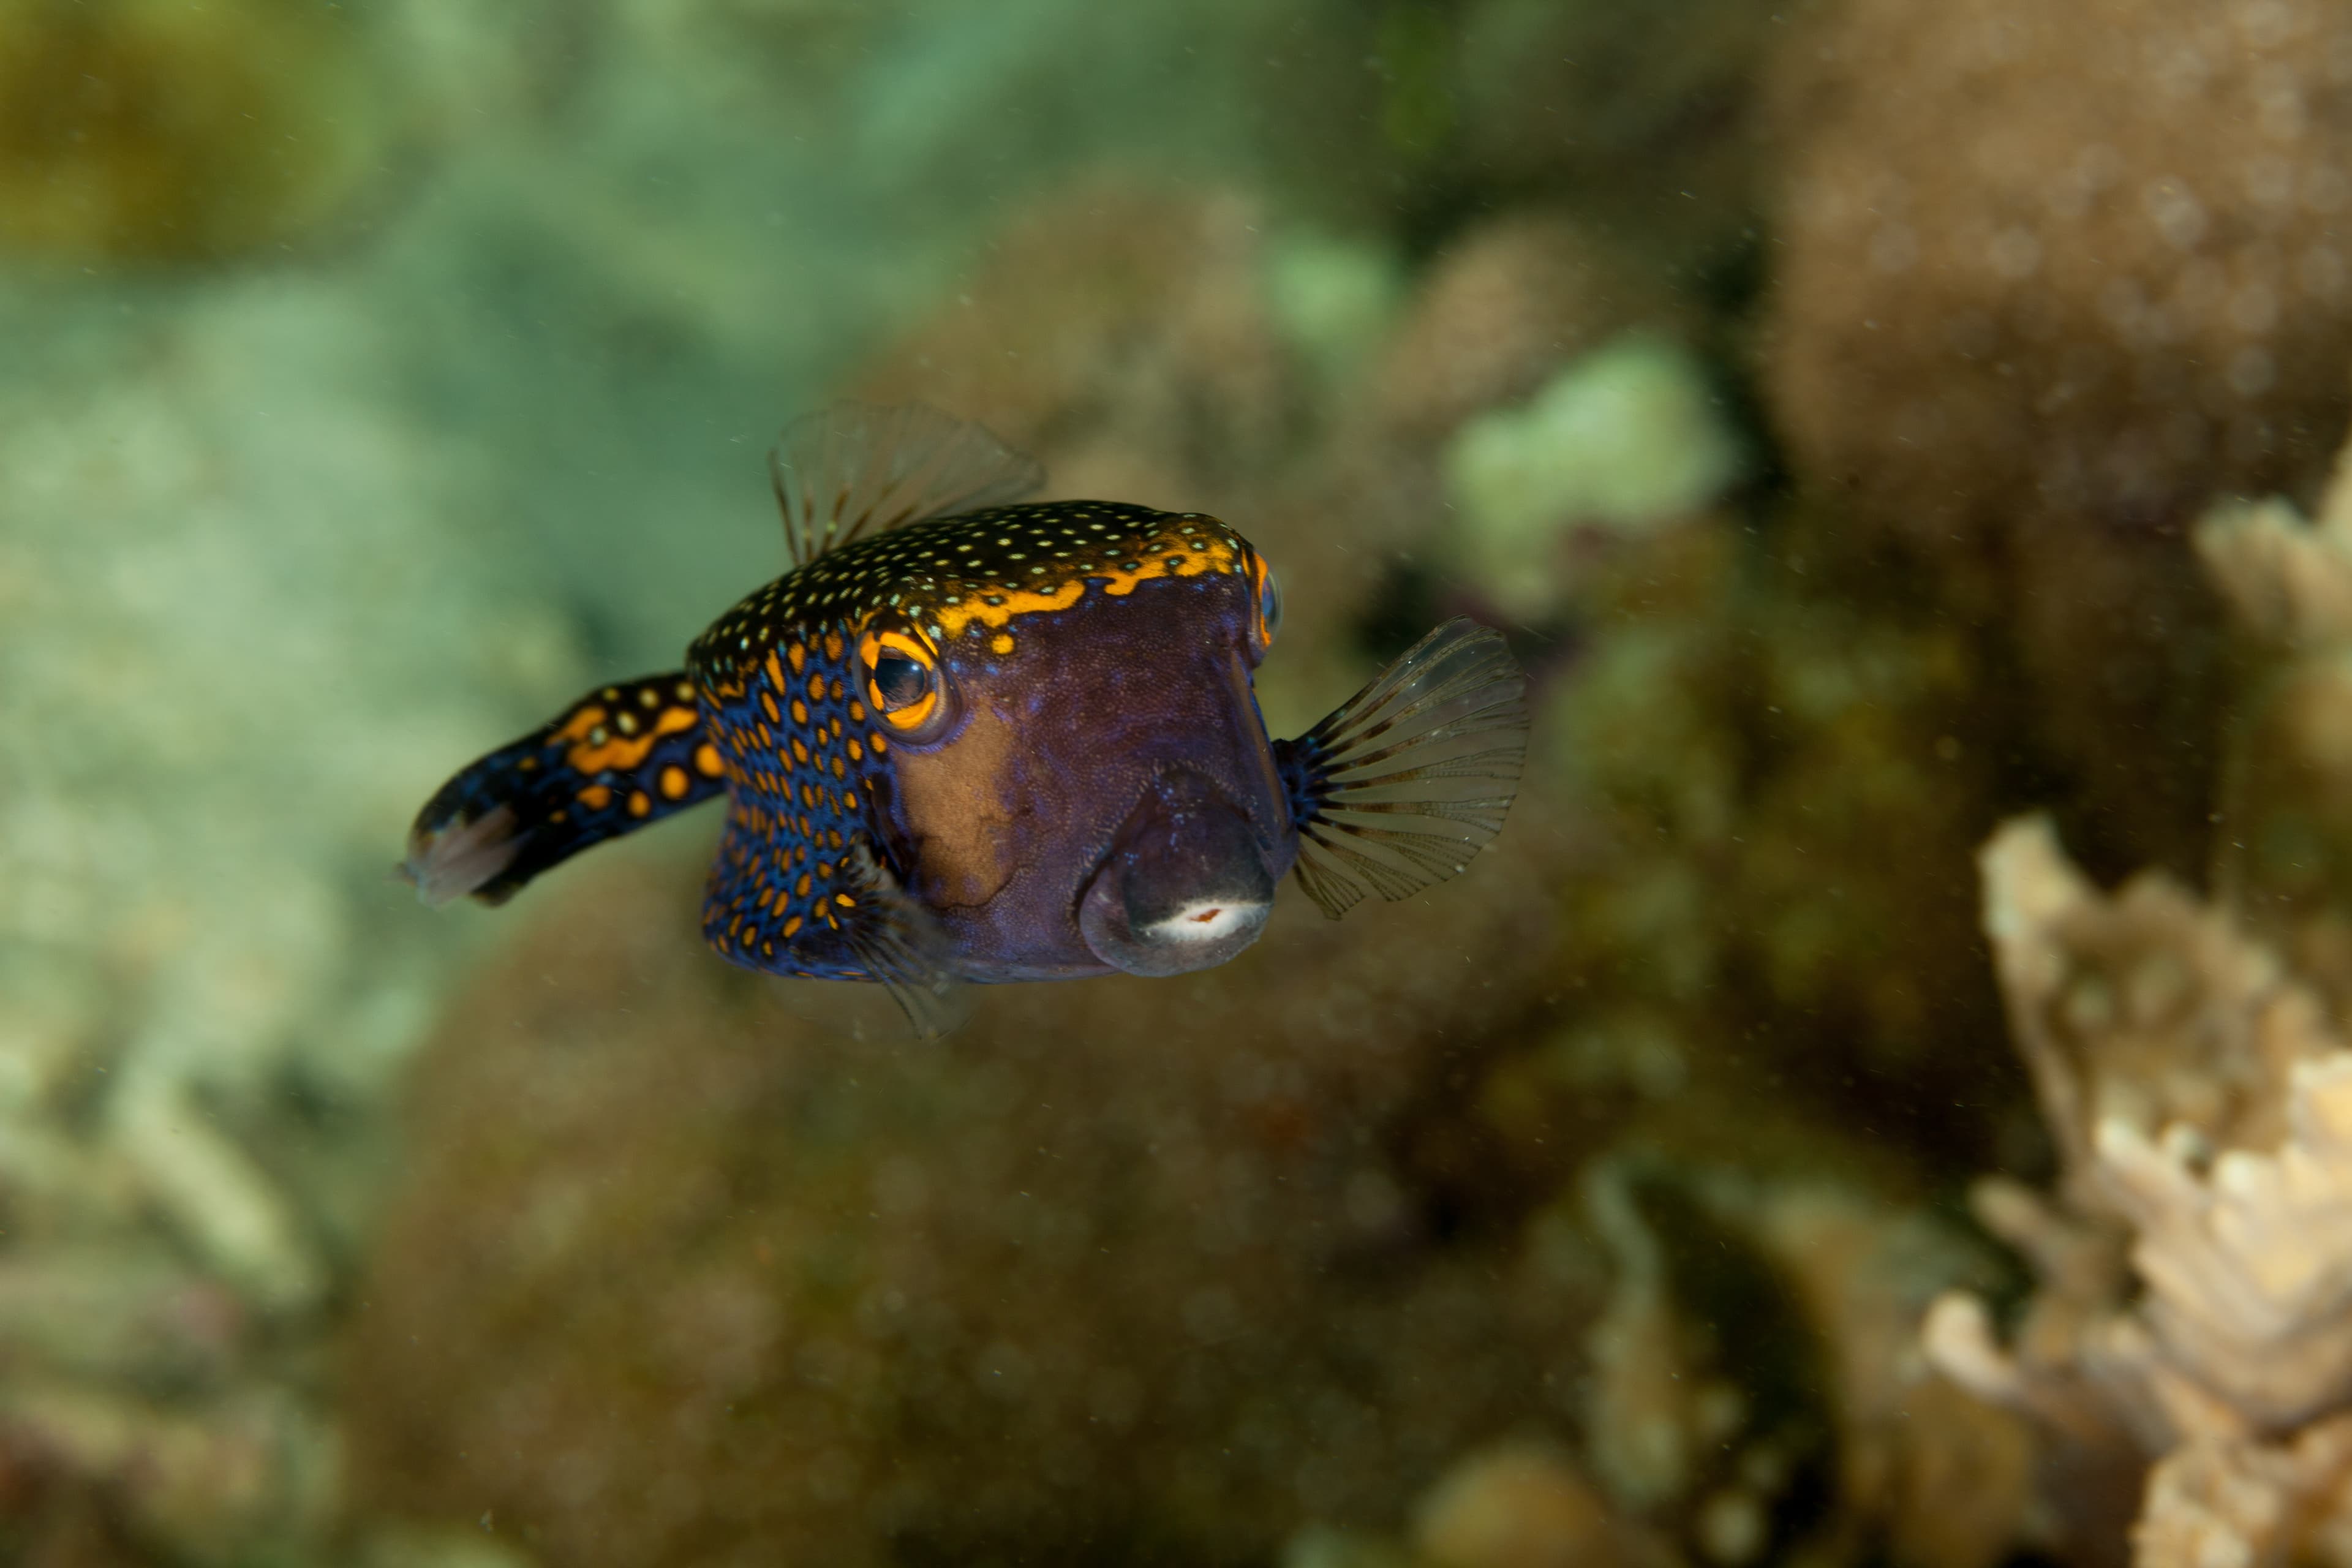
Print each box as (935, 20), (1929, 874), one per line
(869, 732), (888, 753)
(847, 739), (863, 761)
(784, 916), (803, 938)
(848, 701), (866, 722)
(829, 679), (845, 701)
(628, 791), (652, 817)
(806, 671), (824, 699)
(831, 756), (846, 779)
(765, 650), (786, 690)
(835, 892), (856, 908)
(760, 691), (780, 723)
(927, 530), (1242, 639)
(796, 872), (812, 897)
(564, 704), (698, 775)
(578, 785), (612, 810)
(823, 630), (845, 662)
(788, 643), (807, 674)
(843, 790), (858, 810)
(695, 743), (725, 777)
(553, 704), (609, 744)
(791, 699), (808, 725)
(659, 765), (688, 799)
(990, 633), (1014, 655)
(792, 737), (810, 763)
(929, 576), (1083, 639)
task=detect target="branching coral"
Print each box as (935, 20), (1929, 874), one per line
(1978, 817), (2326, 1212)
(1931, 816), (2352, 1564)
(2195, 436), (2352, 954)
(2195, 439), (2352, 656)
(2105, 1053), (2352, 1434)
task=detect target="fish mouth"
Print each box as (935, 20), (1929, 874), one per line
(1077, 770), (1276, 978)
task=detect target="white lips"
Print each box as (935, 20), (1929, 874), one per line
(1140, 898), (1272, 947)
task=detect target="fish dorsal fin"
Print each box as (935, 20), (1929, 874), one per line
(769, 401), (1045, 569)
(1273, 618), (1529, 921)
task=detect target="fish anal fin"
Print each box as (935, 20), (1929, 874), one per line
(771, 402), (1045, 569)
(1275, 618), (1530, 921)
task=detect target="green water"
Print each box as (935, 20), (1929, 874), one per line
(4, 2), (2349, 1564)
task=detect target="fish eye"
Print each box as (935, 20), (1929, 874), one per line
(1247, 548), (1281, 655)
(859, 628), (944, 733)
(872, 650), (929, 708)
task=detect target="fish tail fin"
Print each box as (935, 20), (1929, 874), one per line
(401, 672), (725, 907)
(1273, 618), (1530, 920)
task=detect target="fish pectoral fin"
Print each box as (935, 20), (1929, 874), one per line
(770, 402), (1045, 568)
(401, 671), (720, 907)
(1273, 617), (1531, 921)
(837, 842), (968, 1041)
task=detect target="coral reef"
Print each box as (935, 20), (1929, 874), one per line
(1271, 1153), (2024, 1568)
(1518, 516), (2022, 1172)
(1440, 334), (1746, 622)
(342, 835), (1589, 1567)
(1762, 0), (2352, 876)
(0, 266), (582, 1562)
(1408, 1444), (1681, 1568)
(22, 0), (2352, 1562)
(2197, 439), (2352, 948)
(1447, 0), (1781, 262)
(1574, 1162), (2024, 1568)
(1929, 816), (2352, 1564)
(1369, 211), (1683, 446)
(1765, 0), (2352, 543)
(0, 6), (1439, 1559)
(0, 0), (394, 263)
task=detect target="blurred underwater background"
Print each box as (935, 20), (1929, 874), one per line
(8, 0), (2352, 1563)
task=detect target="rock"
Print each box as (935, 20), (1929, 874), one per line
(854, 178), (1310, 509)
(1371, 212), (1684, 446)
(1440, 336), (1746, 623)
(1764, 0), (2352, 543)
(1450, 0), (1780, 262)
(343, 812), (1588, 1566)
(0, 0), (396, 263)
(1758, 0), (2352, 877)
(1413, 1443), (1679, 1568)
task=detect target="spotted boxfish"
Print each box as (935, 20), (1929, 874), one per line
(402, 402), (1529, 1033)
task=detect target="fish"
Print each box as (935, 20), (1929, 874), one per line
(401, 402), (1529, 1035)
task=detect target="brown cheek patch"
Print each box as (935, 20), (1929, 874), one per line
(886, 701), (1022, 910)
